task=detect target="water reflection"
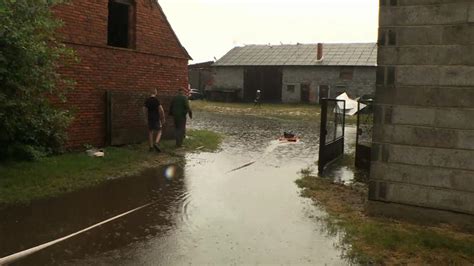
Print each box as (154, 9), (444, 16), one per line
(319, 126), (370, 185)
(0, 164), (187, 265)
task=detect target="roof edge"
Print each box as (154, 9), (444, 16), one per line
(155, 1), (192, 60)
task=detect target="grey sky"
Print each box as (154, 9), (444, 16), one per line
(159, 0), (379, 63)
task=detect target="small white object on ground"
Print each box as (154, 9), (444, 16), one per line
(93, 151), (105, 158)
(86, 149), (98, 157)
(86, 148), (105, 158)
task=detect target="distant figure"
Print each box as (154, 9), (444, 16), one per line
(254, 89), (262, 107)
(144, 88), (165, 152)
(169, 88), (193, 147)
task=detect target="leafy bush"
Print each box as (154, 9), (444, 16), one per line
(0, 0), (75, 161)
(6, 143), (46, 161)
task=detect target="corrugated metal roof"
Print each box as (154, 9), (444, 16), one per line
(213, 43), (377, 67)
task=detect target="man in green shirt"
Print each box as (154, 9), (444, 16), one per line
(169, 88), (193, 147)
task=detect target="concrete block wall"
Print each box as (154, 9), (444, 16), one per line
(189, 68), (212, 91)
(371, 0), (474, 219)
(209, 67), (245, 98)
(282, 66), (376, 103)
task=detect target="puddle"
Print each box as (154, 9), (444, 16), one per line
(318, 126), (370, 185)
(0, 111), (357, 265)
(0, 165), (187, 265)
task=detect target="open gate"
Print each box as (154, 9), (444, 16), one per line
(318, 99), (346, 174)
(355, 100), (374, 171)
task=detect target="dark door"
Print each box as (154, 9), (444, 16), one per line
(301, 84), (310, 103)
(244, 67), (282, 102)
(319, 85), (329, 103)
(244, 68), (259, 101)
(355, 100), (374, 172)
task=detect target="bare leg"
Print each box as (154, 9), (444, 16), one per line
(155, 130), (162, 145)
(148, 130), (154, 148)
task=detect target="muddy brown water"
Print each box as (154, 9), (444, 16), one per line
(0, 111), (358, 265)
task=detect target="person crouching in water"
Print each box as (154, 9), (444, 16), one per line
(144, 88), (166, 152)
(169, 88), (192, 147)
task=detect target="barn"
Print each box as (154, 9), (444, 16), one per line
(208, 43), (377, 103)
(53, 0), (191, 148)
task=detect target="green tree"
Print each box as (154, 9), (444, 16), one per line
(0, 0), (75, 160)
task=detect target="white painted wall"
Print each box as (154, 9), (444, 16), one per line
(282, 66), (376, 103)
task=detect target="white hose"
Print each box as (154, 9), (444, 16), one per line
(0, 203), (151, 265)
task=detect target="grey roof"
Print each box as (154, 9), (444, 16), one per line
(213, 43), (377, 67)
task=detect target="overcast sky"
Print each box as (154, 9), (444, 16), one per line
(159, 0), (379, 63)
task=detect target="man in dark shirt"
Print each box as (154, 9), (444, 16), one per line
(169, 88), (192, 147)
(144, 89), (165, 152)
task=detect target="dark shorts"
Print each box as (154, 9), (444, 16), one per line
(148, 119), (161, 131)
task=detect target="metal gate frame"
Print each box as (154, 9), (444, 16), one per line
(318, 99), (346, 174)
(355, 99), (374, 171)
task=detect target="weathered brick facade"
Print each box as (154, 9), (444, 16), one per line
(53, 0), (190, 148)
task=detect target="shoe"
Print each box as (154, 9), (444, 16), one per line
(148, 147), (154, 152)
(154, 144), (161, 152)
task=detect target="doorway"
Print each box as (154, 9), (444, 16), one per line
(243, 67), (283, 102)
(300, 84), (310, 103)
(318, 85), (330, 103)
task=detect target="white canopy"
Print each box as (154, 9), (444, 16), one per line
(335, 93), (367, 116)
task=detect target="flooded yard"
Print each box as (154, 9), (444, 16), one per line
(0, 111), (358, 265)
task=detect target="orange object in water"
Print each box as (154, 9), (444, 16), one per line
(278, 136), (300, 142)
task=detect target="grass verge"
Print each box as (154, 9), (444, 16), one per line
(191, 100), (359, 124)
(191, 100), (321, 120)
(0, 129), (222, 209)
(296, 172), (474, 264)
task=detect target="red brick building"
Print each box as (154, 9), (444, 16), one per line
(53, 0), (191, 148)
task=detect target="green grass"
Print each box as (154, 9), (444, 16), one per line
(191, 100), (322, 121)
(341, 218), (474, 264)
(172, 129), (222, 152)
(0, 129), (222, 208)
(295, 174), (474, 264)
(191, 100), (359, 124)
(299, 148), (473, 264)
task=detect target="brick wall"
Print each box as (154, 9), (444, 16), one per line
(371, 0), (474, 223)
(53, 0), (190, 148)
(107, 91), (175, 146)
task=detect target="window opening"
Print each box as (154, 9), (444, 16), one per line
(108, 0), (135, 48)
(340, 67), (354, 81)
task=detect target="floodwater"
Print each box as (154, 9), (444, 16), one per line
(0, 111), (358, 265)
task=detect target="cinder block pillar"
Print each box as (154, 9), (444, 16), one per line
(370, 0), (474, 226)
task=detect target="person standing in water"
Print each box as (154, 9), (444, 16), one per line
(169, 88), (192, 147)
(254, 89), (262, 107)
(144, 88), (165, 152)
